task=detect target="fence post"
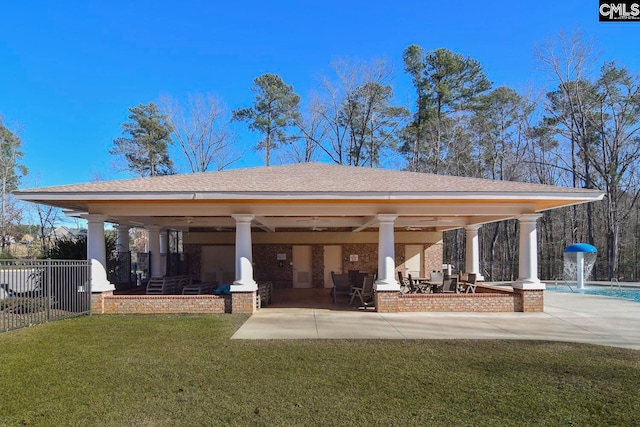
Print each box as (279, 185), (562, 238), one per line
(88, 260), (92, 315)
(46, 258), (52, 321)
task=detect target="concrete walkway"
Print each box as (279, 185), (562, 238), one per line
(232, 292), (640, 350)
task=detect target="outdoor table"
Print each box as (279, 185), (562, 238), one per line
(414, 278), (442, 293)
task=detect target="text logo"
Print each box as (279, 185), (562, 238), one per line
(599, 1), (640, 21)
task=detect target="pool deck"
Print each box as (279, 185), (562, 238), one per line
(232, 291), (640, 350)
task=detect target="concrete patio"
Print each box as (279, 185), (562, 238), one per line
(232, 290), (640, 350)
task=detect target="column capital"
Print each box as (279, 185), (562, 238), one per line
(232, 214), (255, 223)
(376, 214), (398, 223)
(465, 224), (482, 232)
(518, 213), (543, 223)
(83, 214), (109, 223)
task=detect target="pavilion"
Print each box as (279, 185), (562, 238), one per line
(15, 163), (604, 313)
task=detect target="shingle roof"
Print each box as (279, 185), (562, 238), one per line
(16, 162), (601, 196)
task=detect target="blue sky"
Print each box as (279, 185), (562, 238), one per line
(2, 0), (639, 189)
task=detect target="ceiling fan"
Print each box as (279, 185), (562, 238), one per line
(296, 217), (327, 231)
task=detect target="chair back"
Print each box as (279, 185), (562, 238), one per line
(331, 271), (350, 290)
(467, 273), (477, 284)
(355, 272), (368, 288)
(442, 277), (458, 293)
(430, 271), (443, 284)
(363, 276), (374, 293)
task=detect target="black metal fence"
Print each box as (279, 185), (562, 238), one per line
(478, 260), (639, 282)
(0, 259), (92, 332)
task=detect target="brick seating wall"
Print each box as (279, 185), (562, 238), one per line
(94, 293), (229, 314)
(397, 285), (543, 313)
(398, 292), (516, 312)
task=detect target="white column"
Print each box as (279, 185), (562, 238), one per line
(374, 214), (400, 291)
(465, 225), (481, 276)
(576, 252), (585, 289)
(159, 232), (168, 255)
(85, 214), (115, 292)
(232, 214), (258, 291)
(115, 224), (130, 253)
(147, 225), (163, 278)
(513, 214), (545, 290)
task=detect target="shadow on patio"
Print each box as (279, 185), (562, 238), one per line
(269, 288), (367, 311)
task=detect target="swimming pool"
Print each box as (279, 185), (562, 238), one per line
(546, 284), (640, 303)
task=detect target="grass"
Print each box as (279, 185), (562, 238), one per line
(0, 315), (639, 426)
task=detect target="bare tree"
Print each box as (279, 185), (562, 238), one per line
(538, 31), (640, 279)
(162, 94), (240, 172)
(308, 58), (408, 166)
(284, 98), (326, 163)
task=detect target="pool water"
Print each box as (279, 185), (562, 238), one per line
(547, 284), (640, 303)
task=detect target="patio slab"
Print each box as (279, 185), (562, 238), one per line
(232, 292), (640, 350)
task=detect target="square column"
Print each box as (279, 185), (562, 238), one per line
(84, 214), (115, 292)
(374, 214), (400, 291)
(513, 214), (545, 290)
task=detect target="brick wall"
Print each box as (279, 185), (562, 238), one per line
(184, 239), (444, 289)
(91, 291), (110, 313)
(94, 293), (228, 314)
(342, 243), (378, 275)
(375, 290), (399, 313)
(311, 245), (324, 288)
(513, 289), (544, 312)
(253, 245), (293, 288)
(398, 292), (516, 312)
(184, 244), (202, 281)
(231, 291), (256, 314)
(424, 242), (443, 273)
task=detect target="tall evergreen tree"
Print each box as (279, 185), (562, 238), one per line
(233, 74), (301, 166)
(110, 103), (175, 177)
(402, 45), (492, 174)
(0, 117), (27, 252)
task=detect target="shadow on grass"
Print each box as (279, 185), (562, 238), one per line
(0, 315), (638, 426)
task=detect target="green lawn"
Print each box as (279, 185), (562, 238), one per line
(0, 315), (639, 426)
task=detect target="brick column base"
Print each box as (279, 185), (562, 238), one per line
(91, 291), (112, 314)
(513, 289), (544, 312)
(375, 290), (399, 313)
(231, 291), (257, 314)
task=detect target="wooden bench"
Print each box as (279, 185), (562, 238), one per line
(146, 276), (193, 295)
(182, 281), (218, 295)
(257, 282), (273, 308)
